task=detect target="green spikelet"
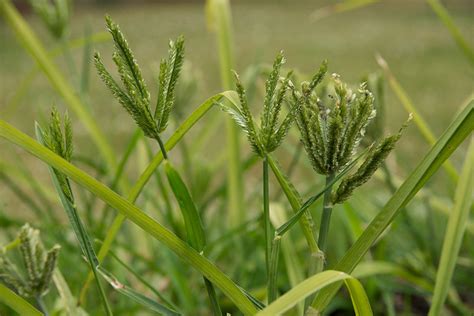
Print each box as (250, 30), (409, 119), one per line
(43, 108), (74, 202)
(156, 36), (185, 132)
(18, 224), (41, 285)
(37, 246), (60, 295)
(296, 68), (377, 176)
(222, 51), (298, 156)
(332, 115), (411, 204)
(261, 51), (285, 142)
(95, 15), (185, 143)
(105, 15), (149, 101)
(364, 72), (386, 143)
(2, 224), (61, 298)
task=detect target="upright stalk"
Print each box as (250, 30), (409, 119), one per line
(35, 296), (48, 316)
(318, 173), (335, 260)
(156, 136), (168, 160)
(207, 0), (244, 229)
(263, 156), (272, 275)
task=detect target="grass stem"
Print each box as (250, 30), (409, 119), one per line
(268, 235), (281, 303)
(318, 173), (335, 257)
(263, 157), (272, 275)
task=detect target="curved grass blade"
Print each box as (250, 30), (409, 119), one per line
(352, 261), (433, 293)
(310, 0), (380, 22)
(0, 119), (257, 314)
(256, 270), (372, 316)
(97, 267), (181, 316)
(426, 0), (474, 66)
(429, 140), (474, 316)
(0, 0), (117, 171)
(376, 54), (458, 182)
(164, 160), (206, 250)
(266, 155), (319, 254)
(95, 239), (179, 311)
(80, 91), (236, 300)
(0, 283), (43, 316)
(164, 160), (222, 315)
(311, 101), (473, 312)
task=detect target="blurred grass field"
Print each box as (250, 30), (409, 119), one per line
(1, 0), (472, 150)
(0, 1), (473, 314)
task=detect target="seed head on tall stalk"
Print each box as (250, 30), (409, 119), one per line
(294, 66), (409, 269)
(221, 51), (299, 301)
(94, 16), (222, 314)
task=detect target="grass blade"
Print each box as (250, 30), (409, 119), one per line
(426, 0), (474, 66)
(0, 0), (117, 171)
(376, 54), (459, 182)
(0, 119), (257, 314)
(311, 101), (473, 311)
(310, 0), (380, 22)
(206, 0), (244, 229)
(164, 160), (206, 250)
(0, 283), (43, 316)
(429, 140), (474, 316)
(97, 267), (181, 316)
(164, 160), (222, 315)
(257, 270), (372, 316)
(266, 155), (320, 255)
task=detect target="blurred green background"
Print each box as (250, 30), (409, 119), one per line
(1, 0), (472, 150)
(0, 1), (473, 315)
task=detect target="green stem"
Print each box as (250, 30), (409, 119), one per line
(263, 157), (272, 277)
(208, 0), (244, 229)
(318, 174), (335, 259)
(35, 296), (48, 316)
(268, 235), (281, 303)
(204, 277), (222, 316)
(156, 136), (168, 160)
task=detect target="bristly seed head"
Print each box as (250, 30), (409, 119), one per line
(95, 15), (184, 143)
(222, 51), (299, 157)
(0, 224), (60, 298)
(296, 63), (409, 203)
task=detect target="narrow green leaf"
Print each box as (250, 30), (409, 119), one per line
(164, 160), (222, 315)
(310, 0), (380, 22)
(352, 261), (433, 293)
(426, 0), (474, 66)
(164, 160), (206, 251)
(257, 270), (372, 316)
(376, 54), (459, 182)
(429, 140), (474, 316)
(0, 283), (43, 316)
(266, 155), (319, 254)
(97, 267), (181, 316)
(311, 101), (473, 311)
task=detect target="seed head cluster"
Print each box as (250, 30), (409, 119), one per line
(0, 224), (60, 298)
